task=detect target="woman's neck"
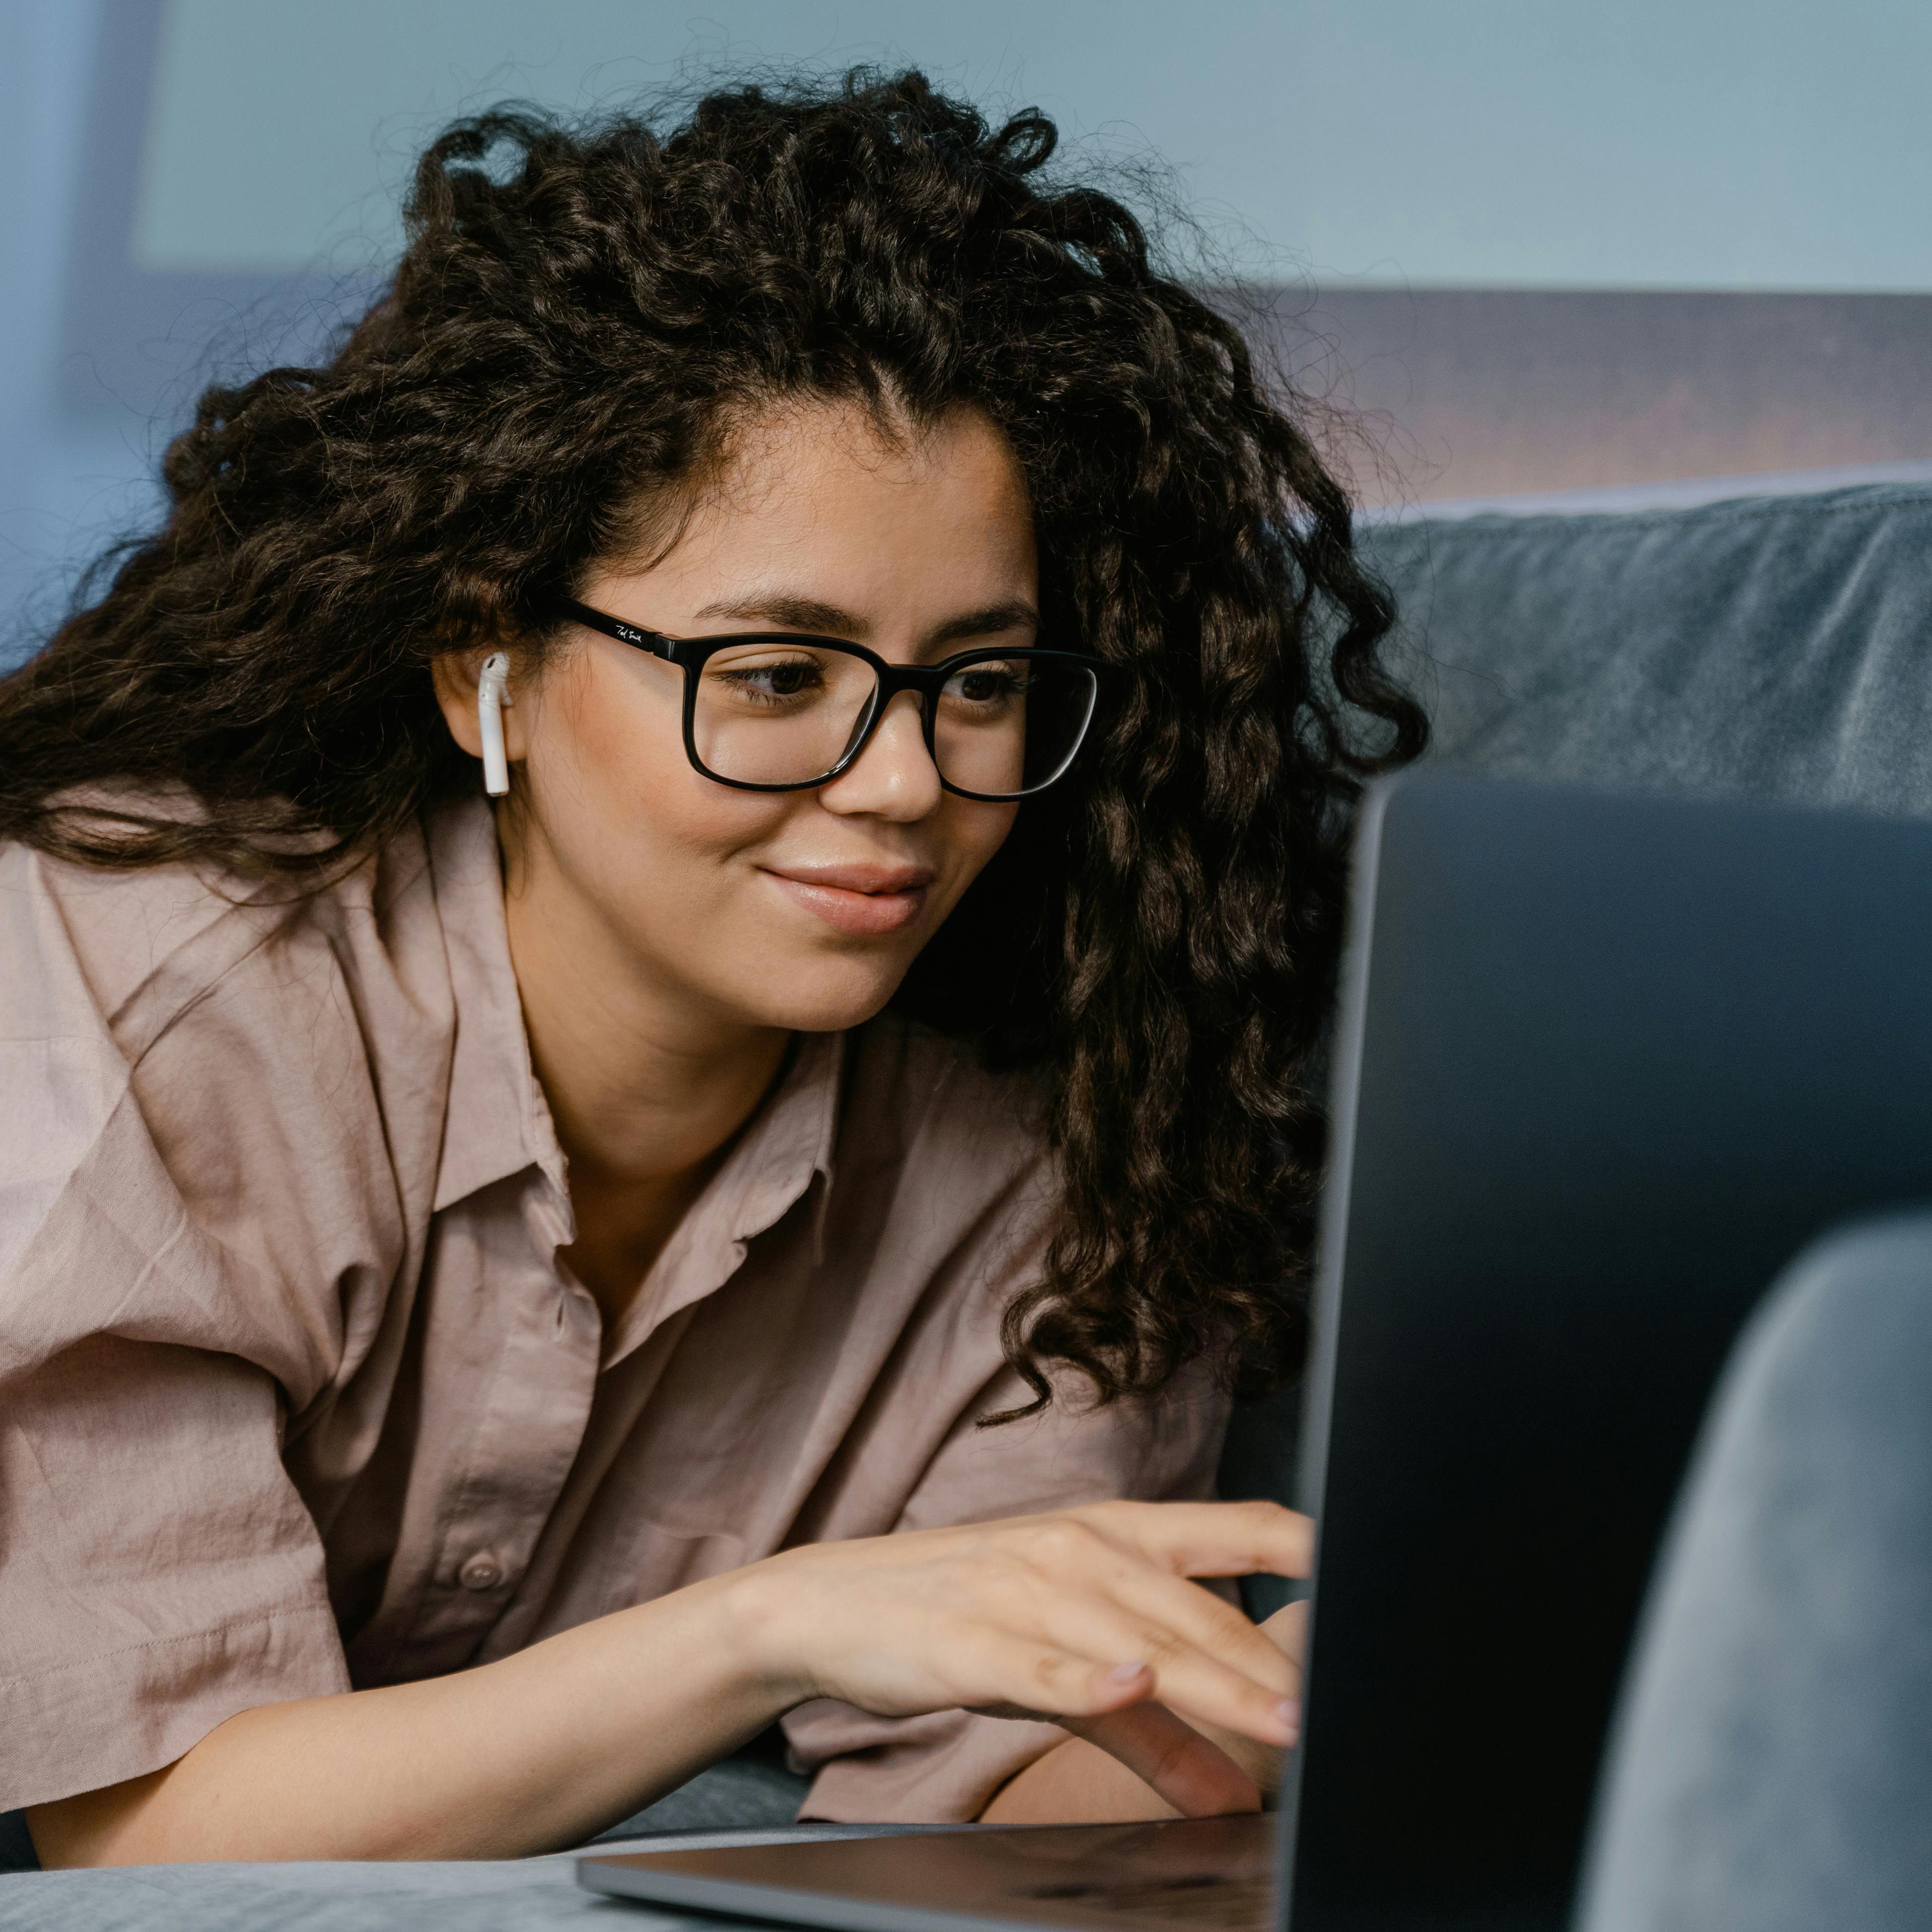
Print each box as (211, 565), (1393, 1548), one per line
(499, 830), (792, 1331)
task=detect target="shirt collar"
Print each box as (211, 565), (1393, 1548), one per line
(429, 798), (569, 1216)
(603, 1026), (844, 1367)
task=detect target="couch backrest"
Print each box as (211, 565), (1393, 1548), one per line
(1361, 482), (1932, 814)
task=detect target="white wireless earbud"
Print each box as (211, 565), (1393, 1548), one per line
(477, 652), (513, 797)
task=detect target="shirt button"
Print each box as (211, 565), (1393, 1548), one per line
(458, 1553), (503, 1592)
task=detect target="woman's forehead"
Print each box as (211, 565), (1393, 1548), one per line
(698, 393), (1027, 522)
(593, 397), (1037, 635)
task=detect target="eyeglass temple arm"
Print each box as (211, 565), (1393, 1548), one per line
(553, 596), (682, 662)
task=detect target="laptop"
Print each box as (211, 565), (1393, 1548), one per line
(582, 770), (1932, 1932)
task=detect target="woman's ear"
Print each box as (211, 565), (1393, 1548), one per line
(431, 647), (528, 765)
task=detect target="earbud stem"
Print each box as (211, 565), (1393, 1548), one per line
(477, 652), (512, 796)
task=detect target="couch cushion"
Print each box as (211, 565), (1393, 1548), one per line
(1361, 483), (1932, 816)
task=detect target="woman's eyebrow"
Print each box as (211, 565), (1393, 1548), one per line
(689, 593), (863, 633)
(927, 600), (1040, 647)
(687, 593), (1039, 646)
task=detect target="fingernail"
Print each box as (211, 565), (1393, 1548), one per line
(1109, 1661), (1150, 1684)
(1276, 1699), (1301, 1730)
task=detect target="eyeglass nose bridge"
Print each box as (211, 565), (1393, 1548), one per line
(830, 661), (951, 779)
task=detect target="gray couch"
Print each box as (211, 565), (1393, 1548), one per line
(6, 480), (1930, 1922)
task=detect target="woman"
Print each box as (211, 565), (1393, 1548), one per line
(0, 72), (1423, 1865)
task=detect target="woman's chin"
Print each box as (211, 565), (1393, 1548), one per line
(736, 962), (912, 1038)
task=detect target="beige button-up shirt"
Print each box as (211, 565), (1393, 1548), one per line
(0, 800), (1228, 1821)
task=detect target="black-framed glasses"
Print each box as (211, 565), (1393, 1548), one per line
(554, 596), (1106, 801)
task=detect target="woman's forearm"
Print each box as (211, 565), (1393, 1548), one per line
(30, 1500), (1311, 1867)
(27, 1567), (787, 1868)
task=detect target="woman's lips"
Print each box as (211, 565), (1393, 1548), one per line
(762, 865), (934, 938)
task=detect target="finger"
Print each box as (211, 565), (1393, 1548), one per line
(1074, 1500), (1315, 1582)
(1017, 1583), (1299, 1748)
(962, 1645), (1167, 1725)
(1062, 1703), (1262, 1818)
(1256, 1599), (1309, 1687)
(1014, 1549), (1298, 1703)
(1078, 1566), (1301, 1704)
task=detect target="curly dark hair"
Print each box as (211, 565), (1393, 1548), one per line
(0, 69), (1425, 1414)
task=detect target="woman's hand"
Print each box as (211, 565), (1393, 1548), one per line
(730, 1498), (1312, 1813)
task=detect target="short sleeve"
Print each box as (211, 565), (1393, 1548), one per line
(784, 1356), (1233, 1823)
(0, 850), (368, 1809)
(0, 1337), (349, 1808)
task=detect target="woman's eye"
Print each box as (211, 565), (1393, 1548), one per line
(950, 666), (1024, 704)
(717, 659), (824, 700)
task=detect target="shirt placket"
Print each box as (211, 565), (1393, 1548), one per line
(399, 1176), (601, 1677)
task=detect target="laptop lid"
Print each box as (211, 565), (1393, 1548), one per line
(1280, 771), (1932, 1932)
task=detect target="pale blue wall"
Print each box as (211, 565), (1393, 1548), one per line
(1, 4), (163, 662)
(138, 0), (1932, 292)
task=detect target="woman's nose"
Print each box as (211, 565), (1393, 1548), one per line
(817, 689), (943, 821)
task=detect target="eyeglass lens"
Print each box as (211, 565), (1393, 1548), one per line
(690, 642), (1097, 796)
